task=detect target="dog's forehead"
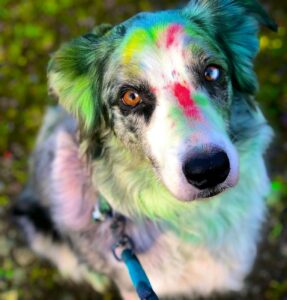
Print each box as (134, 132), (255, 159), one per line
(111, 11), (222, 87)
(119, 12), (195, 63)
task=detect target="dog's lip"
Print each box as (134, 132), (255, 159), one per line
(188, 173), (240, 201)
(197, 187), (227, 199)
(175, 185), (232, 202)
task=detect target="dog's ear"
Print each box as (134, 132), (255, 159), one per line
(48, 24), (113, 135)
(233, 0), (277, 32)
(183, 0), (277, 95)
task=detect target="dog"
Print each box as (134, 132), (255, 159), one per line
(14, 0), (277, 299)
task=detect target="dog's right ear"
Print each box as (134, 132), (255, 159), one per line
(183, 0), (277, 95)
(48, 24), (113, 135)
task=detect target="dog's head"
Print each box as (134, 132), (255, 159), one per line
(49, 0), (276, 202)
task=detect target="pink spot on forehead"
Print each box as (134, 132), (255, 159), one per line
(151, 86), (157, 94)
(166, 24), (183, 48)
(173, 83), (201, 120)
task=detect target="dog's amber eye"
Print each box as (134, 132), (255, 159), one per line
(122, 90), (142, 107)
(204, 65), (221, 81)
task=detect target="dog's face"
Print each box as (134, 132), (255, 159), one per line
(49, 1), (276, 202)
(105, 15), (239, 201)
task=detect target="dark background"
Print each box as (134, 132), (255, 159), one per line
(0, 1), (286, 299)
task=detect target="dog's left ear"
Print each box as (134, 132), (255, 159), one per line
(183, 0), (277, 95)
(48, 24), (113, 136)
(235, 0), (277, 31)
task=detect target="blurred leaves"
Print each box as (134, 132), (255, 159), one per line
(0, 291), (18, 300)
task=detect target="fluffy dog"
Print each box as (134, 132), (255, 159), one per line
(15, 0), (277, 299)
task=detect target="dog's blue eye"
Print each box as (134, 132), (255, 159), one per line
(204, 65), (221, 81)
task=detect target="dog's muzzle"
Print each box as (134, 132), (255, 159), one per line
(182, 147), (230, 190)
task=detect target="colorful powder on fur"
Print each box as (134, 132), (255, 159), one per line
(166, 24), (183, 48)
(173, 83), (201, 120)
(122, 29), (150, 64)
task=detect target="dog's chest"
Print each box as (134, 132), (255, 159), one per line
(69, 220), (244, 298)
(137, 232), (239, 296)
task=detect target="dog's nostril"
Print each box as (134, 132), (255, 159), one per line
(182, 149), (230, 190)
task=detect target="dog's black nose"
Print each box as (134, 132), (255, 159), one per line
(183, 149), (230, 190)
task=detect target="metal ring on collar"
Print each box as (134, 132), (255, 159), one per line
(112, 234), (135, 262)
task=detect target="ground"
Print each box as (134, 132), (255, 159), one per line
(0, 1), (286, 299)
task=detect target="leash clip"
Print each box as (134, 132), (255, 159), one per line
(112, 234), (134, 262)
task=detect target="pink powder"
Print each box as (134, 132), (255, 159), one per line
(51, 130), (95, 231)
(173, 83), (201, 120)
(166, 24), (183, 48)
(151, 86), (157, 94)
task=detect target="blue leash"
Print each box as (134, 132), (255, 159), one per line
(93, 203), (159, 300)
(122, 249), (159, 300)
(112, 233), (159, 300)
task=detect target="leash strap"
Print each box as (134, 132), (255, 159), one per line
(121, 249), (159, 300)
(93, 200), (159, 300)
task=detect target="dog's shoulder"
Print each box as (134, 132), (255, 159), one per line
(22, 106), (95, 231)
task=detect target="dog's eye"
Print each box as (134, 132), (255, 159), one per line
(122, 90), (142, 107)
(204, 65), (221, 81)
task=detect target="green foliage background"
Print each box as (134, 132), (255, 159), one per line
(0, 1), (286, 299)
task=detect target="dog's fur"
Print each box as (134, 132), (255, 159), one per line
(15, 1), (277, 299)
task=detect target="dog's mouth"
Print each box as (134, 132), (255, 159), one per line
(194, 185), (231, 200)
(159, 172), (238, 202)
